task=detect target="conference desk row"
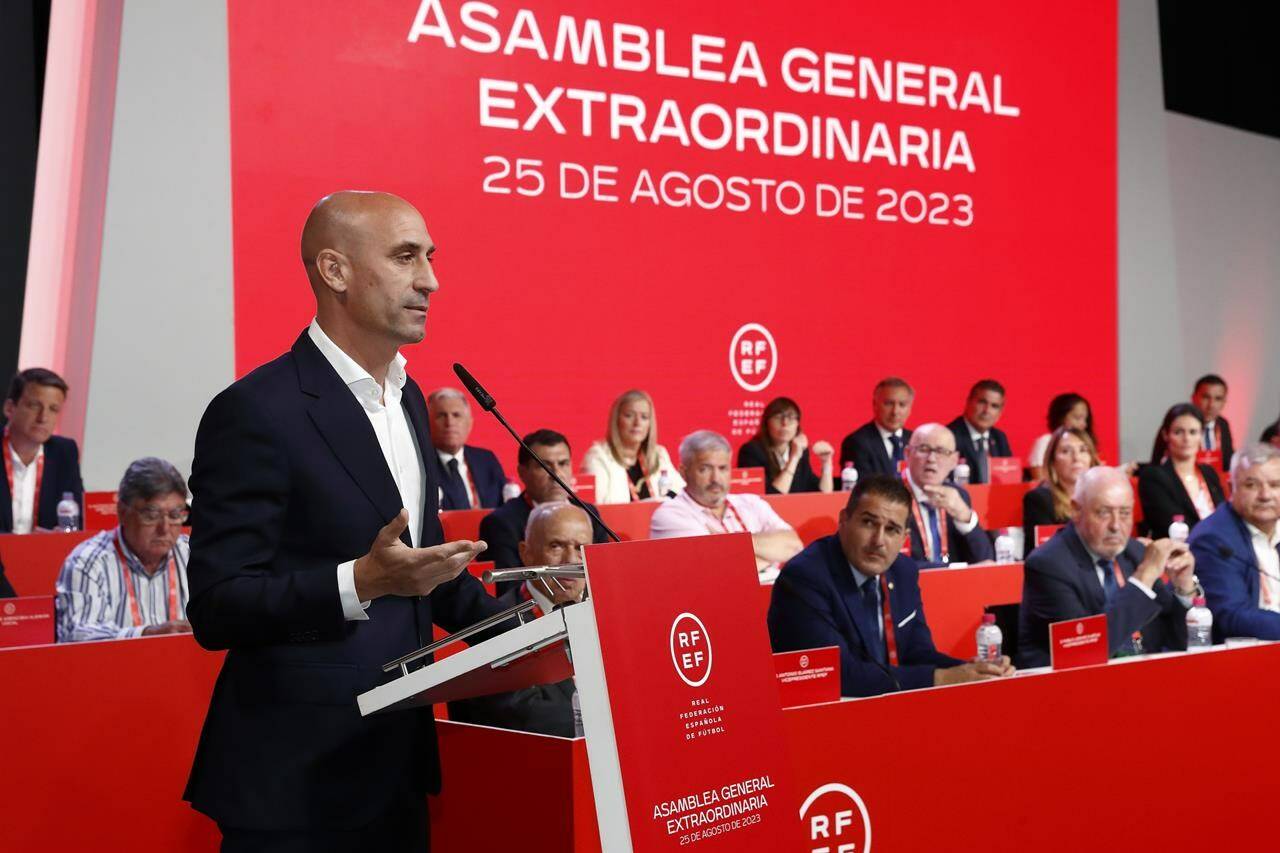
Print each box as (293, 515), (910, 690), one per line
(0, 484), (1037, 598)
(3, 627), (1274, 851)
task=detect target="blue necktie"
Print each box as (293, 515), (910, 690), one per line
(926, 505), (943, 562)
(890, 433), (904, 465)
(445, 457), (469, 509)
(975, 436), (990, 484)
(859, 580), (884, 663)
(1098, 558), (1119, 604)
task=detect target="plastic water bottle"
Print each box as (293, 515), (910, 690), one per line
(994, 531), (1015, 564)
(1186, 596), (1213, 649)
(840, 462), (858, 492)
(657, 469), (672, 498)
(501, 480), (522, 503)
(56, 492), (79, 532)
(975, 613), (1002, 662)
(1168, 514), (1190, 544)
(953, 462), (971, 485)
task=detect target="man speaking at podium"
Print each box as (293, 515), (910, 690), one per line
(183, 191), (508, 850)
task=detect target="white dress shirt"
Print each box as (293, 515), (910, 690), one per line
(308, 320), (426, 622)
(7, 442), (42, 534)
(1247, 522), (1280, 613)
(876, 425), (906, 466)
(437, 448), (475, 508)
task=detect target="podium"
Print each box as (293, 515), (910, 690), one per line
(358, 534), (802, 851)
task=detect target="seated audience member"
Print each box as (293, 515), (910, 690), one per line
(55, 458), (192, 642)
(1152, 374), (1234, 467)
(449, 502), (588, 737)
(1139, 403), (1225, 539)
(1027, 392), (1095, 481)
(769, 474), (1014, 697)
(2, 368), (84, 533)
(901, 424), (993, 566)
(650, 430), (802, 577)
(1018, 467), (1198, 667)
(1023, 427), (1100, 555)
(427, 387), (506, 510)
(478, 429), (610, 580)
(737, 396), (834, 494)
(947, 379), (1013, 485)
(0, 553), (14, 598)
(582, 389), (683, 504)
(1188, 443), (1280, 641)
(839, 377), (914, 478)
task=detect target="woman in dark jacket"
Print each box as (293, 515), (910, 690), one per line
(1138, 403), (1226, 538)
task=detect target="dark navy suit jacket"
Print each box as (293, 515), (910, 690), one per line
(905, 482), (993, 567)
(1189, 502), (1280, 641)
(1017, 523), (1187, 667)
(839, 422), (912, 478)
(1137, 460), (1225, 539)
(0, 434), (84, 532)
(946, 416), (1013, 485)
(183, 331), (510, 831)
(768, 535), (961, 697)
(436, 444), (506, 510)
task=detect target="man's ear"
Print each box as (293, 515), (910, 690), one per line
(517, 540), (529, 565)
(1, 399), (13, 421)
(314, 248), (350, 294)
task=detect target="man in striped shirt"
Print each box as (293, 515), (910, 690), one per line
(55, 457), (191, 642)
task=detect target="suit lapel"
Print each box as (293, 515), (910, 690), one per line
(824, 538), (878, 660)
(402, 378), (443, 545)
(293, 332), (406, 534)
(1063, 525), (1106, 611)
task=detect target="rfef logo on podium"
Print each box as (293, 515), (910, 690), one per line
(800, 782), (872, 853)
(670, 612), (713, 687)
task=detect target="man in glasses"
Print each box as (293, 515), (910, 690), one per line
(902, 423), (993, 567)
(55, 457), (191, 642)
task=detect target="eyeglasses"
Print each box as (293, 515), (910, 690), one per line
(768, 412), (800, 423)
(130, 506), (189, 525)
(911, 444), (956, 459)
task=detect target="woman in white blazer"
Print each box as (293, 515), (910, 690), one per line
(582, 389), (684, 504)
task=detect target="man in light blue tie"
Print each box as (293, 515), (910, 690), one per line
(1017, 467), (1199, 667)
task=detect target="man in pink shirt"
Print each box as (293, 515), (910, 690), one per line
(650, 430), (802, 579)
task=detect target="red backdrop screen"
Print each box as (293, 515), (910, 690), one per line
(228, 0), (1117, 469)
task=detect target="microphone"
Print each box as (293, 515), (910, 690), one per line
(452, 363), (621, 544)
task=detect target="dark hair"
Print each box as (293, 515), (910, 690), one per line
(749, 397), (801, 482)
(8, 368), (69, 404)
(117, 457), (188, 507)
(873, 376), (913, 397)
(968, 378), (1006, 400)
(1193, 374), (1227, 393)
(1260, 422), (1279, 444)
(1046, 392), (1094, 439)
(1148, 402), (1206, 463)
(844, 473), (913, 514)
(518, 429), (570, 467)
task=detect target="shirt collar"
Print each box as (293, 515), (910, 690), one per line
(876, 424), (902, 441)
(525, 579), (556, 615)
(965, 420), (988, 442)
(678, 488), (732, 517)
(437, 447), (466, 466)
(1245, 521), (1280, 549)
(5, 434), (43, 470)
(308, 318), (408, 395)
(848, 561), (877, 590)
(902, 469), (929, 503)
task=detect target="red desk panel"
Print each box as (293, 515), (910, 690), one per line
(0, 530), (94, 597)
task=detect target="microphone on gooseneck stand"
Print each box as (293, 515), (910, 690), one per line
(452, 362), (621, 544)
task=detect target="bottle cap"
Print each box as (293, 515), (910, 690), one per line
(843, 462), (854, 469)
(1193, 596), (1207, 607)
(62, 492), (74, 500)
(982, 613), (996, 624)
(1172, 514), (1185, 523)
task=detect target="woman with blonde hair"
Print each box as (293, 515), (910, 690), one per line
(582, 390), (684, 504)
(1022, 426), (1100, 554)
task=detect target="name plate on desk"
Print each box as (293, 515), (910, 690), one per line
(988, 456), (1022, 485)
(730, 467), (765, 494)
(1049, 613), (1108, 670)
(0, 596), (54, 648)
(773, 647), (839, 708)
(1196, 450), (1224, 472)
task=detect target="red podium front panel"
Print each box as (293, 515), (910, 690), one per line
(582, 534), (800, 849)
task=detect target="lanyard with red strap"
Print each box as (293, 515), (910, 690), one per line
(878, 575), (900, 666)
(1180, 466), (1213, 513)
(461, 462), (479, 509)
(706, 499), (749, 534)
(905, 498), (949, 562)
(2, 430), (44, 522)
(1107, 559), (1126, 589)
(113, 531), (180, 626)
(625, 453), (652, 503)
